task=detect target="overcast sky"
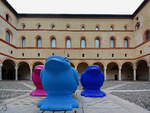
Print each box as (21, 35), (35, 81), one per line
(7, 0), (144, 14)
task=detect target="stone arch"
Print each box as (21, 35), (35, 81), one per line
(93, 62), (104, 72)
(106, 62), (119, 80)
(32, 62), (44, 70)
(18, 62), (30, 80)
(2, 59), (16, 80)
(77, 62), (88, 75)
(136, 60), (149, 81)
(121, 62), (133, 80)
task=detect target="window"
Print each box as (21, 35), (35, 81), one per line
(124, 38), (128, 48)
(37, 37), (42, 48)
(22, 24), (26, 29)
(96, 26), (99, 30)
(67, 53), (70, 57)
(135, 22), (140, 30)
(110, 37), (115, 48)
(22, 53), (24, 57)
(66, 25), (70, 30)
(112, 53), (114, 57)
(6, 14), (9, 22)
(22, 37), (26, 48)
(82, 53), (85, 57)
(97, 53), (99, 57)
(81, 25), (85, 31)
(37, 24), (41, 29)
(81, 38), (86, 48)
(124, 25), (127, 30)
(5, 31), (11, 43)
(66, 38), (71, 48)
(145, 30), (150, 41)
(51, 38), (56, 48)
(110, 25), (114, 30)
(38, 53), (40, 57)
(52, 25), (55, 30)
(95, 38), (100, 48)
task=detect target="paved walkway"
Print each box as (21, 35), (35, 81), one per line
(0, 81), (150, 113)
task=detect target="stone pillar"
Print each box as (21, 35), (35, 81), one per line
(0, 63), (2, 80)
(15, 65), (18, 80)
(30, 66), (33, 81)
(133, 65), (136, 81)
(148, 64), (150, 81)
(118, 67), (121, 81)
(104, 66), (107, 80)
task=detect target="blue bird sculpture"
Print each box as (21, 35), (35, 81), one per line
(37, 55), (79, 111)
(80, 65), (106, 97)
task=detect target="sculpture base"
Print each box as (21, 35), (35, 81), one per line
(37, 95), (78, 111)
(81, 89), (106, 97)
(30, 89), (47, 96)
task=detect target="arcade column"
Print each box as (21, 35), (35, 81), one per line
(118, 67), (121, 81)
(0, 63), (2, 80)
(104, 66), (107, 80)
(148, 64), (150, 81)
(133, 64), (136, 81)
(15, 65), (18, 80)
(30, 66), (32, 81)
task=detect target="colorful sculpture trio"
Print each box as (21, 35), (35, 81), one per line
(30, 55), (106, 111)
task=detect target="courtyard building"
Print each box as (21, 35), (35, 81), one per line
(0, 0), (150, 81)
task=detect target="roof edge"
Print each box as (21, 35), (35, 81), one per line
(2, 0), (149, 19)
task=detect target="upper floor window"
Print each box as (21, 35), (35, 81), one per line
(66, 25), (70, 30)
(6, 14), (9, 22)
(51, 24), (55, 30)
(135, 22), (140, 30)
(81, 37), (86, 48)
(110, 25), (114, 30)
(37, 24), (41, 29)
(21, 23), (26, 29)
(5, 31), (11, 43)
(96, 25), (99, 31)
(95, 37), (100, 48)
(36, 37), (42, 48)
(22, 37), (26, 48)
(81, 25), (85, 31)
(145, 30), (150, 41)
(51, 38), (56, 48)
(110, 37), (115, 48)
(124, 25), (127, 30)
(124, 38), (129, 48)
(66, 37), (71, 48)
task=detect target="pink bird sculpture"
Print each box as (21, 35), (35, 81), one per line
(30, 65), (47, 96)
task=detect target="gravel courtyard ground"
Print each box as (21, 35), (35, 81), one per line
(0, 80), (149, 113)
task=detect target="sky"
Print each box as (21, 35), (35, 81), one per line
(7, 0), (144, 14)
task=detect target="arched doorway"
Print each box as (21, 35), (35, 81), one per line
(18, 62), (30, 80)
(107, 62), (119, 80)
(32, 62), (44, 71)
(2, 59), (15, 80)
(121, 62), (133, 80)
(93, 62), (104, 72)
(77, 62), (88, 89)
(136, 60), (149, 81)
(77, 62), (88, 75)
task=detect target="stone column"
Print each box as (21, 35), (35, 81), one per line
(133, 65), (136, 81)
(118, 67), (121, 81)
(104, 66), (107, 80)
(0, 63), (2, 80)
(15, 65), (18, 80)
(148, 64), (150, 81)
(30, 66), (33, 81)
